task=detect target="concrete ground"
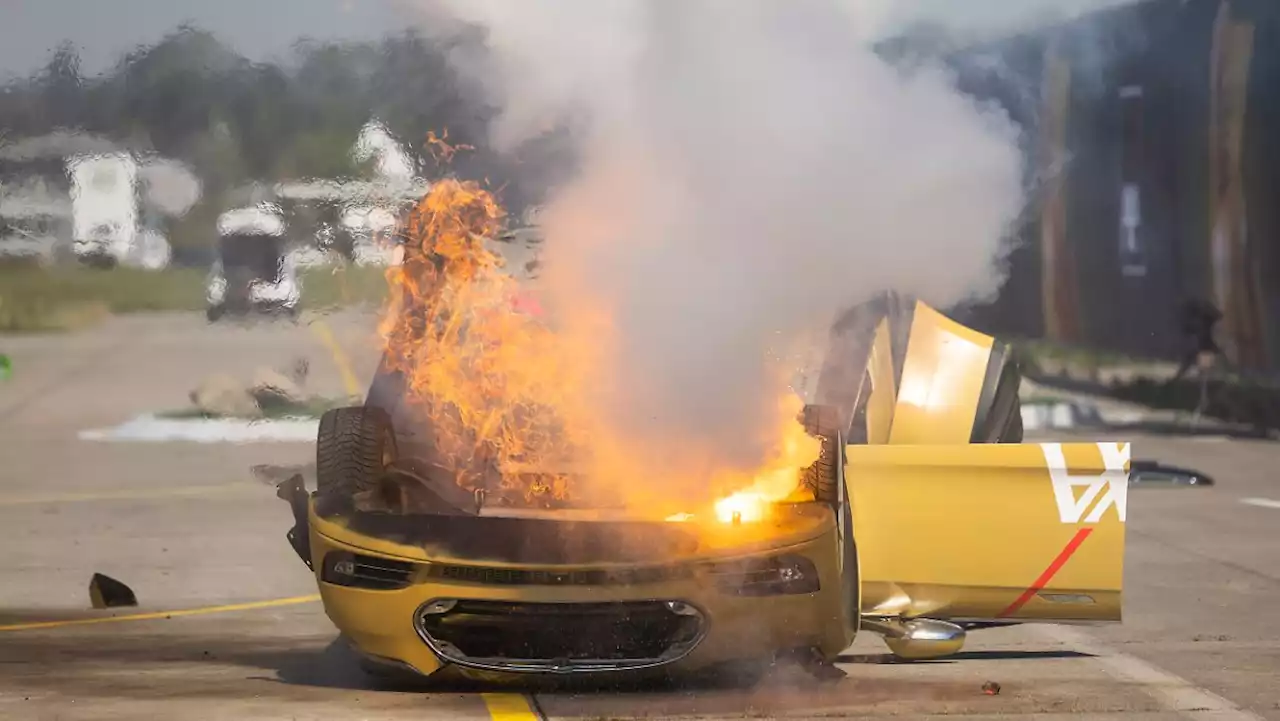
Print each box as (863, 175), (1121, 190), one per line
(1, 312), (1278, 720)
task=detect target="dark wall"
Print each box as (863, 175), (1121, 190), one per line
(1066, 0), (1218, 361)
(1239, 0), (1280, 367)
(965, 0), (1280, 370)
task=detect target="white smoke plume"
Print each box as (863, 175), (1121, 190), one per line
(405, 0), (1131, 482)
(848, 0), (1143, 42)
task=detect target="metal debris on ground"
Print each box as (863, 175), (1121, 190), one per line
(89, 573), (138, 609)
(787, 647), (848, 682)
(982, 681), (1001, 695)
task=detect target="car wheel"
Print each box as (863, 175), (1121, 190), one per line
(801, 404), (842, 506)
(800, 404), (860, 632)
(316, 406), (397, 504)
(206, 305), (225, 323)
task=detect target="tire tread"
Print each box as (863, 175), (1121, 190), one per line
(316, 406), (394, 502)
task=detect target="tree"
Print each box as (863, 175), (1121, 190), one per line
(38, 42), (84, 129)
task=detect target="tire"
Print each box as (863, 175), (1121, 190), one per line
(316, 406), (397, 503)
(800, 405), (859, 634)
(801, 404), (843, 507)
(206, 305), (225, 323)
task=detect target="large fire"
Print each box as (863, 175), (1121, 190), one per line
(378, 172), (822, 521)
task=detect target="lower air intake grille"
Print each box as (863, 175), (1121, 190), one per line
(415, 599), (706, 673)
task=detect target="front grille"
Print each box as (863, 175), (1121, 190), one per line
(415, 599), (706, 673)
(424, 563), (692, 587)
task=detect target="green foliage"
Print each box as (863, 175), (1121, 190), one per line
(0, 264), (389, 332)
(1, 26), (499, 191)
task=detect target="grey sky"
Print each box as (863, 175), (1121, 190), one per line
(0, 0), (405, 80)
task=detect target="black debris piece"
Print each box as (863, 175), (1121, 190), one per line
(88, 573), (137, 609)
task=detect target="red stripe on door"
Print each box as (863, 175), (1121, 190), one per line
(997, 527), (1093, 619)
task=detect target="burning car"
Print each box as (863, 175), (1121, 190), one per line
(278, 180), (1128, 681)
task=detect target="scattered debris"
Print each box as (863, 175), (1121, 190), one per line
(250, 366), (307, 409)
(0, 353), (11, 381)
(89, 573), (137, 609)
(289, 357), (310, 386)
(190, 373), (263, 419)
(982, 681), (1001, 696)
(278, 474), (313, 568)
(251, 463), (315, 486)
(182, 359), (349, 422)
(780, 647), (847, 682)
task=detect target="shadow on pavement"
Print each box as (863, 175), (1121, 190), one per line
(836, 649), (1092, 665)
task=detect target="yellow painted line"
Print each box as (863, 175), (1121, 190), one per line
(482, 694), (541, 721)
(310, 320), (363, 397)
(0, 483), (258, 507)
(0, 594), (322, 633)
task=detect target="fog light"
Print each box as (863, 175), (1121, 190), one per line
(777, 562), (805, 584)
(709, 553), (820, 596)
(320, 551), (414, 590)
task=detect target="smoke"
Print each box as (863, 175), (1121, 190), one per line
(404, 0), (1125, 487)
(849, 0), (1145, 43)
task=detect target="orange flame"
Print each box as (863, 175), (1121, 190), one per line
(711, 394), (822, 523)
(379, 175), (821, 518)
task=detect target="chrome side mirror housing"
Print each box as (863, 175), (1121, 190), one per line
(861, 617), (967, 660)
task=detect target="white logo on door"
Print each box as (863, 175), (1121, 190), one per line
(1040, 442), (1130, 524)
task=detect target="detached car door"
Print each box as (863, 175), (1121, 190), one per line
(848, 441), (1128, 623)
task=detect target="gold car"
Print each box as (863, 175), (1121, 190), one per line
(279, 293), (1128, 680)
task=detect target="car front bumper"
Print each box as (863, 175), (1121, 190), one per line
(307, 521), (848, 678)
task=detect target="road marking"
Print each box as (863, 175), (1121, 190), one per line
(998, 527), (1093, 618)
(310, 320), (363, 397)
(1035, 625), (1263, 720)
(482, 693), (541, 721)
(79, 414), (318, 444)
(0, 483), (261, 507)
(0, 595), (322, 633)
(1240, 497), (1280, 510)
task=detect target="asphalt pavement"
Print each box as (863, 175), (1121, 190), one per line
(1, 312), (1278, 720)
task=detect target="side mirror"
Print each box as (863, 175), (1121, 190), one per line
(861, 617), (967, 660)
(1129, 461), (1215, 487)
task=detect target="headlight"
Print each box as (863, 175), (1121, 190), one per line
(320, 551), (415, 590)
(705, 553), (820, 596)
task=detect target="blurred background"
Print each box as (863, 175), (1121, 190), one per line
(0, 0), (1277, 400)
